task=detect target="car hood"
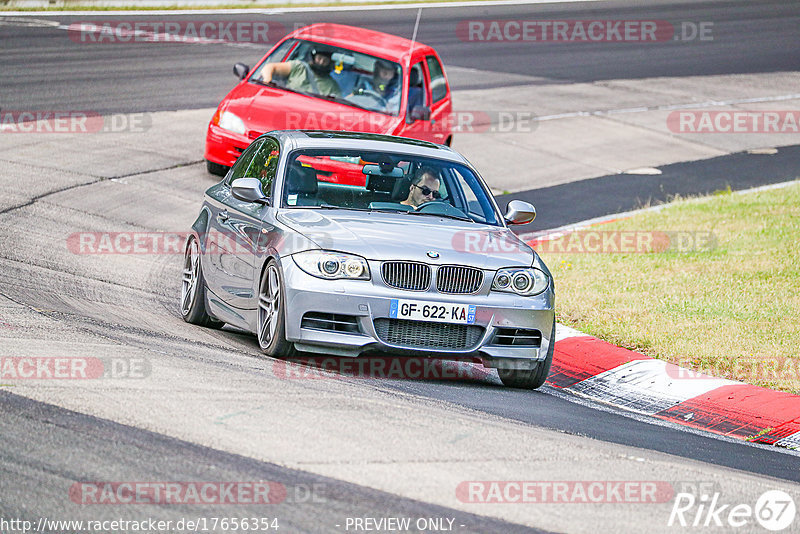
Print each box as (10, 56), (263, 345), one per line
(277, 209), (534, 270)
(223, 82), (401, 136)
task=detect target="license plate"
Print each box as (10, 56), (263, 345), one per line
(389, 299), (476, 324)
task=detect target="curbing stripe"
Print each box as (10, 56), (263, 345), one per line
(569, 359), (736, 416)
(537, 183), (800, 449)
(655, 385), (800, 441)
(548, 334), (648, 388)
(776, 431), (800, 449)
(549, 328), (800, 449)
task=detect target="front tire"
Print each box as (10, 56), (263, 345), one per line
(497, 321), (556, 389)
(180, 236), (222, 328)
(257, 260), (297, 358)
(206, 160), (228, 177)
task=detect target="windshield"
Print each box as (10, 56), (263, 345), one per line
(249, 39), (404, 116)
(282, 149), (501, 226)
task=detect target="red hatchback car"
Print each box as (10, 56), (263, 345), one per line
(205, 23), (454, 176)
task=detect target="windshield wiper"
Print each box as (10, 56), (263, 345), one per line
(249, 80), (391, 114)
(301, 205), (421, 215)
(317, 94), (377, 113)
(304, 204), (371, 211)
(406, 211), (475, 223)
(251, 79), (319, 99)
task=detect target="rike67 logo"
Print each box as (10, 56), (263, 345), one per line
(669, 488), (796, 531)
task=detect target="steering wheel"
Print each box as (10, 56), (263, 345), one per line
(414, 201), (469, 219)
(350, 88), (387, 107)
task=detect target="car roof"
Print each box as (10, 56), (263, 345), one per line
(267, 130), (468, 164)
(289, 23), (435, 62)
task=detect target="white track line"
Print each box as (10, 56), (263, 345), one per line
(535, 93), (800, 122)
(0, 0), (602, 16)
(519, 178), (800, 241)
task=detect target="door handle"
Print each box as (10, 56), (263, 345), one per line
(216, 210), (229, 223)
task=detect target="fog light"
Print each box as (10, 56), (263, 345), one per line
(344, 259), (364, 277)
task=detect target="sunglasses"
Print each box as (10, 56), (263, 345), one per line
(413, 184), (441, 199)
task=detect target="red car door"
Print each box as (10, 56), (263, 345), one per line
(425, 54), (452, 146)
(399, 60), (436, 143)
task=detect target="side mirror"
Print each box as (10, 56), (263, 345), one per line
(233, 63), (250, 80)
(504, 200), (536, 225)
(231, 178), (269, 204)
(408, 105), (431, 122)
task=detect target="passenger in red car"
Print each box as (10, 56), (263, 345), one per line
(351, 58), (401, 112)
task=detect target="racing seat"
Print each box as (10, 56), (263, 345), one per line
(286, 165), (319, 206)
(391, 176), (412, 201)
(367, 176), (413, 211)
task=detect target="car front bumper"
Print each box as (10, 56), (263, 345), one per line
(281, 258), (555, 364)
(205, 123), (252, 168)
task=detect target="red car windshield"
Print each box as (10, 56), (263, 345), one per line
(250, 39), (404, 116)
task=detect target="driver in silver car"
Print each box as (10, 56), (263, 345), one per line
(401, 166), (441, 208)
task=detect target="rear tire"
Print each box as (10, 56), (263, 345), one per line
(497, 321), (556, 389)
(206, 160), (228, 177)
(180, 236), (222, 328)
(257, 260), (297, 358)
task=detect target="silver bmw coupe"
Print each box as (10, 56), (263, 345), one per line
(182, 131), (555, 388)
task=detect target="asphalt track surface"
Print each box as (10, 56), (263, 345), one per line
(503, 144), (800, 232)
(0, 392), (541, 533)
(1, 0), (798, 113)
(2, 1), (800, 532)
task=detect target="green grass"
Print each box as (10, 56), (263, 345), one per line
(540, 182), (800, 393)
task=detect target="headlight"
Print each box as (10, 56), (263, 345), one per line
(292, 250), (370, 280)
(491, 267), (549, 296)
(218, 111), (246, 134)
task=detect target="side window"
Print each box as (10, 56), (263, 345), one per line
(268, 38), (297, 62)
(226, 139), (264, 185)
(426, 56), (447, 103)
(242, 137), (280, 198)
(407, 62), (428, 115)
(249, 39), (297, 82)
(450, 167), (496, 225)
